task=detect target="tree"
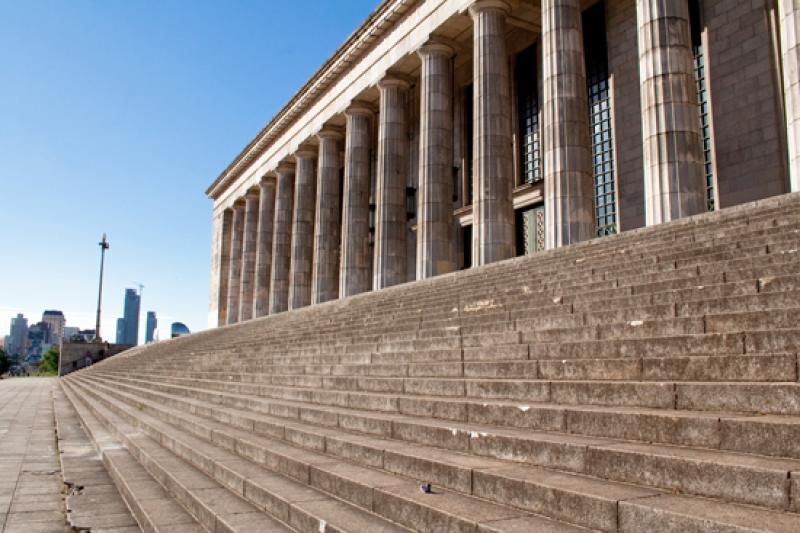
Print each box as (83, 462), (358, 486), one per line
(38, 346), (59, 376)
(0, 349), (9, 376)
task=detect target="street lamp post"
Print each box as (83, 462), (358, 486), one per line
(95, 233), (109, 341)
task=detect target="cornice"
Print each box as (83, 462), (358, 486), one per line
(206, 0), (420, 200)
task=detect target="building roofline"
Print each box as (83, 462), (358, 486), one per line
(206, 0), (417, 200)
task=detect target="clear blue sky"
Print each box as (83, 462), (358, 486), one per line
(0, 0), (378, 341)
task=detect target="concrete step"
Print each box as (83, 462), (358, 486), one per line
(102, 352), (800, 416)
(68, 376), (600, 533)
(60, 381), (208, 533)
(86, 370), (800, 457)
(66, 379), (409, 533)
(72, 373), (800, 530)
(53, 385), (140, 532)
(85, 373), (800, 508)
(78, 193), (800, 532)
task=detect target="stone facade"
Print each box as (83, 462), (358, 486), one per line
(207, 0), (800, 326)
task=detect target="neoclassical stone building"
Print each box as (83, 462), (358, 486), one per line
(207, 0), (800, 327)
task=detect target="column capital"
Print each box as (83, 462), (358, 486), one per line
(259, 174), (276, 187)
(345, 100), (375, 117)
(276, 161), (295, 174)
(233, 197), (247, 209)
(245, 186), (260, 199)
(316, 126), (344, 140)
(417, 40), (455, 58)
(377, 74), (411, 91)
(468, 0), (510, 18)
(294, 143), (318, 160)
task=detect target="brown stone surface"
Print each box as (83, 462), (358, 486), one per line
(541, 0), (595, 248)
(238, 188), (260, 321)
(312, 128), (343, 304)
(225, 200), (245, 323)
(288, 147), (317, 310)
(374, 78), (410, 290)
(340, 104), (373, 298)
(470, 1), (515, 265)
(269, 165), (295, 314)
(416, 42), (456, 279)
(254, 178), (276, 318)
(637, 0), (706, 224)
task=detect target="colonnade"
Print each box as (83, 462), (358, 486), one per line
(214, 0), (800, 325)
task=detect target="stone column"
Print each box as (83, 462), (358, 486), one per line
(254, 178), (275, 318)
(225, 199), (246, 324)
(210, 208), (233, 327)
(238, 188), (260, 321)
(288, 146), (317, 310)
(637, 0), (706, 225)
(417, 42), (456, 279)
(312, 128), (343, 304)
(269, 164), (295, 314)
(470, 0), (516, 264)
(374, 77), (410, 289)
(340, 104), (373, 298)
(542, 0), (595, 248)
(779, 0), (800, 192)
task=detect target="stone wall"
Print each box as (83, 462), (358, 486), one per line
(705, 0), (788, 207)
(59, 342), (132, 376)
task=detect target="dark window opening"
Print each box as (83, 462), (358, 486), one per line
(406, 186), (416, 220)
(461, 225), (472, 269)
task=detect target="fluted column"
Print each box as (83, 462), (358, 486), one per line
(779, 0), (800, 192)
(225, 200), (246, 323)
(269, 164), (295, 314)
(470, 0), (515, 264)
(254, 178), (275, 318)
(417, 43), (456, 279)
(637, 0), (705, 224)
(238, 188), (260, 321)
(212, 208), (233, 327)
(288, 146), (317, 310)
(340, 104), (373, 298)
(312, 128), (343, 304)
(542, 0), (595, 248)
(374, 77), (410, 289)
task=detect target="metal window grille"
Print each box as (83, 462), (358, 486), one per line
(584, 2), (617, 237)
(690, 0), (715, 211)
(516, 45), (541, 185)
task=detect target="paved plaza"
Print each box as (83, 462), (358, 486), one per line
(0, 378), (65, 533)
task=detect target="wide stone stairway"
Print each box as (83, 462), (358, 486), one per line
(63, 192), (800, 532)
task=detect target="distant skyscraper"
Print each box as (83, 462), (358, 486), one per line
(115, 318), (126, 344)
(41, 310), (65, 343)
(170, 322), (190, 338)
(6, 313), (28, 356)
(145, 311), (157, 343)
(115, 288), (141, 345)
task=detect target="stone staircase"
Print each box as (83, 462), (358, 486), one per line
(63, 191), (800, 532)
